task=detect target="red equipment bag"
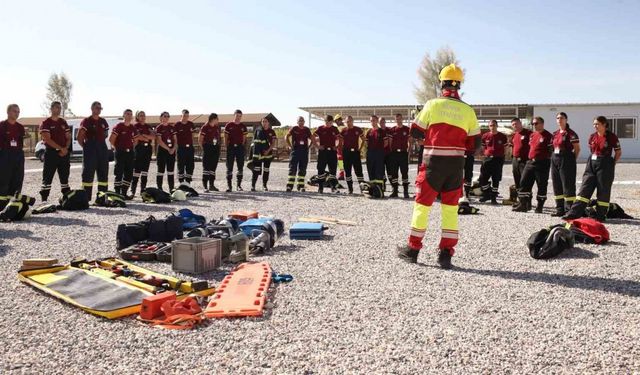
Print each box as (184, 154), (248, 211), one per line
(567, 217), (610, 244)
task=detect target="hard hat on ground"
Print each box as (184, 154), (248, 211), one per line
(171, 190), (187, 201)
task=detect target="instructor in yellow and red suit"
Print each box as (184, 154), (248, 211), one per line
(397, 64), (479, 269)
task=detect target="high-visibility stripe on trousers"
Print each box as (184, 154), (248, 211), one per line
(408, 156), (464, 253)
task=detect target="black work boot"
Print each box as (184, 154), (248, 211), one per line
(479, 189), (491, 203)
(490, 191), (499, 205)
(437, 249), (453, 269)
(397, 245), (419, 264)
(535, 199), (545, 213)
(226, 178), (232, 193)
(595, 205), (608, 222)
(551, 200), (565, 217)
(389, 184), (399, 198)
(512, 197), (531, 212)
(403, 184), (410, 199)
(464, 184), (471, 198)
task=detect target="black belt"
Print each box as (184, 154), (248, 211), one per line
(395, 149), (407, 153)
(117, 148), (132, 152)
(515, 157), (528, 162)
(323, 147), (334, 151)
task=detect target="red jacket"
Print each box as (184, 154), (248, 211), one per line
(569, 218), (610, 244)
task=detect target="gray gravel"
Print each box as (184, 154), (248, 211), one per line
(1, 159), (640, 374)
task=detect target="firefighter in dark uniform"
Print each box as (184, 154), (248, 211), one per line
(462, 132), (477, 199)
(0, 104), (26, 210)
(365, 115), (387, 195)
(563, 116), (621, 222)
(388, 113), (412, 198)
(340, 115), (365, 194)
(379, 117), (392, 191)
(109, 109), (137, 197)
(550, 112), (580, 216)
(39, 101), (71, 202)
(286, 116), (312, 192)
(155, 111), (177, 191)
(78, 101), (110, 199)
(129, 111), (154, 197)
(478, 120), (508, 204)
(175, 109), (196, 184)
(507, 118), (532, 207)
(513, 116), (553, 213)
(224, 109), (248, 192)
(251, 117), (277, 191)
(199, 113), (221, 192)
(313, 115), (341, 193)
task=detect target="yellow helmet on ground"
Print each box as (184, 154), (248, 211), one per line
(439, 64), (464, 83)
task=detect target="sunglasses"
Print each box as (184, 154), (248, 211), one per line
(532, 122), (540, 125)
(161, 115), (169, 118)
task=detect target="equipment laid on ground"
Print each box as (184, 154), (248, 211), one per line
(141, 187), (172, 203)
(289, 222), (327, 240)
(565, 217), (610, 244)
(119, 241), (171, 261)
(174, 183), (199, 198)
(248, 230), (271, 255)
(116, 214), (183, 250)
(184, 218), (249, 262)
(527, 224), (575, 259)
(204, 262), (271, 318)
(32, 203), (57, 215)
(361, 181), (383, 199)
(299, 216), (357, 226)
(0, 194), (36, 222)
(586, 200), (634, 219)
(18, 258), (215, 319)
(21, 258), (59, 271)
(458, 201), (480, 215)
(172, 237), (222, 274)
(239, 218), (284, 246)
(177, 208), (206, 230)
(95, 191), (127, 208)
(59, 190), (90, 211)
(229, 210), (259, 222)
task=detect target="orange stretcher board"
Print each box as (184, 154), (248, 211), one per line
(204, 262), (271, 318)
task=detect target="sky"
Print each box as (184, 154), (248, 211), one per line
(1, 0), (639, 126)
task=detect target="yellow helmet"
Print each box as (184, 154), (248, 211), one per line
(334, 114), (343, 121)
(439, 64), (464, 83)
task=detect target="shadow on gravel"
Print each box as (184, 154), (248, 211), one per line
(124, 203), (176, 212)
(89, 207), (131, 216)
(555, 247), (599, 260)
(260, 243), (303, 256)
(607, 219), (640, 226)
(0, 244), (9, 258)
(30, 216), (98, 227)
(0, 228), (42, 242)
(455, 267), (640, 297)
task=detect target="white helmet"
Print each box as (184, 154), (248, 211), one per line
(171, 190), (187, 201)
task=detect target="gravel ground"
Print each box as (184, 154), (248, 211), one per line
(1, 159), (640, 374)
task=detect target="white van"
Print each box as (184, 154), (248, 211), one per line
(35, 117), (120, 162)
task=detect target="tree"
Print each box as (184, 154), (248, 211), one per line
(413, 46), (462, 104)
(44, 72), (74, 116)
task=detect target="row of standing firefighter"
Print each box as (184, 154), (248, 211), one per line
(397, 63), (623, 270)
(0, 102), (414, 210)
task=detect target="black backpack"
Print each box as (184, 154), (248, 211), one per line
(141, 188), (172, 203)
(59, 190), (89, 211)
(527, 224), (574, 259)
(116, 221), (150, 250)
(148, 214), (184, 243)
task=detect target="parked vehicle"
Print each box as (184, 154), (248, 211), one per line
(35, 118), (120, 162)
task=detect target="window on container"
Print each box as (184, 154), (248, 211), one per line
(611, 117), (637, 139)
